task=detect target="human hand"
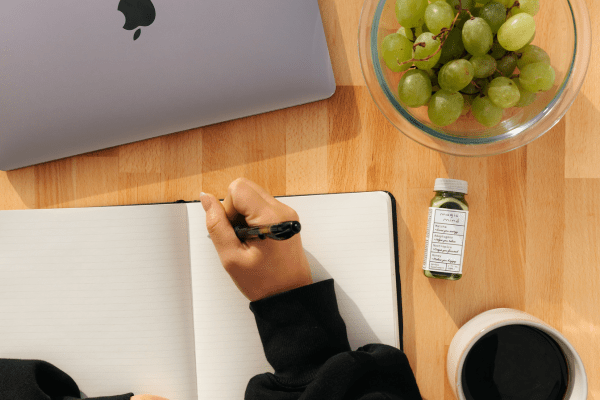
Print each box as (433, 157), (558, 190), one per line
(130, 395), (169, 400)
(200, 178), (312, 301)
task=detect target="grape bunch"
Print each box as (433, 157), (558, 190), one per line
(382, 0), (554, 128)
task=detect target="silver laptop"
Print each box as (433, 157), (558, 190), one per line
(0, 0), (335, 171)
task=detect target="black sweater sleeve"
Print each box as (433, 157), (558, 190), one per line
(0, 359), (133, 400)
(246, 279), (422, 400)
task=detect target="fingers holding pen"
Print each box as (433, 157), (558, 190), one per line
(201, 178), (312, 301)
(200, 192), (243, 256)
(223, 178), (284, 226)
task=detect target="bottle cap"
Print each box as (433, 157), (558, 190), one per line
(434, 178), (468, 194)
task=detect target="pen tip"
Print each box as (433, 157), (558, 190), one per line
(291, 221), (301, 233)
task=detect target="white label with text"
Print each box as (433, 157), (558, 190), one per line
(423, 208), (468, 274)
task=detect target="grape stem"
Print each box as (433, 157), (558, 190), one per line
(396, 0), (469, 67)
(506, 1), (521, 15)
(413, 42), (427, 50)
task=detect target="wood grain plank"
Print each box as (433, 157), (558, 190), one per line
(117, 173), (164, 206)
(564, 178), (600, 399)
(34, 159), (76, 209)
(118, 138), (163, 174)
(484, 147), (528, 310)
(327, 86), (369, 192)
(0, 168), (35, 210)
(161, 129), (202, 202)
(73, 157), (119, 208)
(565, 0), (600, 178)
(526, 121), (566, 328)
(404, 144), (446, 399)
(285, 102), (329, 195)
(202, 112), (287, 198)
(317, 0), (365, 86)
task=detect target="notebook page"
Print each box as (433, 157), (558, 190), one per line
(186, 191), (398, 398)
(0, 204), (198, 400)
(186, 204), (272, 399)
(278, 192), (399, 349)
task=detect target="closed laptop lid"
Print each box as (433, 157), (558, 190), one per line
(0, 0), (335, 170)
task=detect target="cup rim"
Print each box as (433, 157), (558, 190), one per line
(452, 313), (588, 400)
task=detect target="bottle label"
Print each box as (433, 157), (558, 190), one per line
(423, 207), (469, 274)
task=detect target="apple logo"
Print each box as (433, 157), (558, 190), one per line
(118, 0), (156, 41)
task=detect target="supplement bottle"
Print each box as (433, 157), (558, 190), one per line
(423, 178), (469, 280)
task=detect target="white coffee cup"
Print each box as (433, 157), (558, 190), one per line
(447, 308), (587, 400)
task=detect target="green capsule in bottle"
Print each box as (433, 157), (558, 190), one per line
(422, 178), (469, 280)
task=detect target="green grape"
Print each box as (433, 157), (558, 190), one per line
(413, 32), (442, 70)
(454, 11), (471, 28)
(463, 18), (493, 56)
(519, 62), (556, 92)
(517, 45), (551, 69)
(446, 0), (475, 13)
(396, 0), (429, 28)
(397, 26), (423, 42)
(470, 54), (497, 78)
(498, 13), (536, 51)
(496, 0), (516, 6)
(438, 28), (465, 65)
(398, 69), (433, 107)
(516, 30), (536, 53)
(424, 1), (454, 35)
(511, 0), (540, 16)
(512, 77), (537, 107)
(476, 0), (494, 4)
(439, 59), (475, 92)
(478, 2), (507, 34)
(428, 89), (464, 126)
(487, 76), (521, 108)
(446, 0), (475, 28)
(490, 41), (507, 59)
(397, 27), (414, 42)
(496, 52), (518, 77)
(472, 96), (504, 127)
(382, 33), (414, 72)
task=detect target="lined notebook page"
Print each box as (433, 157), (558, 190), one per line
(186, 204), (272, 399)
(0, 205), (198, 400)
(186, 191), (399, 398)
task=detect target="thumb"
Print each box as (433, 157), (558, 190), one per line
(200, 192), (242, 254)
(224, 179), (275, 225)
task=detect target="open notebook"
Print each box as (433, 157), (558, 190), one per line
(0, 192), (401, 399)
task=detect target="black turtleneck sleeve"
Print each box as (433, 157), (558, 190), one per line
(245, 279), (422, 400)
(0, 359), (133, 400)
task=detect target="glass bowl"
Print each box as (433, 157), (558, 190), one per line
(358, 0), (592, 156)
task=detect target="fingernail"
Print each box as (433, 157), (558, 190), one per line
(200, 192), (211, 211)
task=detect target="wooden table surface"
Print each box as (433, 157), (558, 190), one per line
(1, 0), (598, 398)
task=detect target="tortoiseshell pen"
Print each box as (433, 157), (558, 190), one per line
(234, 221), (301, 241)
